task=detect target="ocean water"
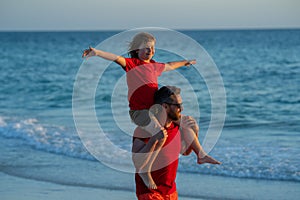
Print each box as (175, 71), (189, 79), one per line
(0, 29), (299, 196)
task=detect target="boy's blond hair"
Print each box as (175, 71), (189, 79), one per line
(128, 32), (156, 58)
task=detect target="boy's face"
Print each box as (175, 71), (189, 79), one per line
(138, 40), (155, 62)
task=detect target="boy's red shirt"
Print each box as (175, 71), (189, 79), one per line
(124, 58), (165, 110)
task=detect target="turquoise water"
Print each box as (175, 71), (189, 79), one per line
(0, 30), (299, 194)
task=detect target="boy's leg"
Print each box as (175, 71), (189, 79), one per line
(129, 109), (165, 136)
(144, 104), (168, 136)
(138, 130), (167, 189)
(179, 123), (207, 159)
(130, 107), (169, 188)
(179, 115), (221, 164)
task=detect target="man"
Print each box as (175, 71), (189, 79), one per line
(132, 86), (221, 200)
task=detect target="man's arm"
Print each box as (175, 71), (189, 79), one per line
(164, 59), (196, 71)
(82, 47), (126, 67)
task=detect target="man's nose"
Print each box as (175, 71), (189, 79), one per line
(179, 105), (183, 111)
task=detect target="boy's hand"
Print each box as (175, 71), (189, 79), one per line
(185, 59), (196, 66)
(82, 46), (96, 59)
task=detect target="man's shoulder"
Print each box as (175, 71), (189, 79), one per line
(166, 122), (180, 132)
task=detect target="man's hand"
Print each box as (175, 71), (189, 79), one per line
(153, 128), (168, 141)
(180, 115), (199, 133)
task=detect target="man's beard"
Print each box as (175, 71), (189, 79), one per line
(168, 111), (180, 121)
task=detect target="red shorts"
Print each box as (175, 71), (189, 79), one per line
(137, 191), (178, 200)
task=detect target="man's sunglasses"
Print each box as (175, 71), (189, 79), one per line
(165, 102), (183, 109)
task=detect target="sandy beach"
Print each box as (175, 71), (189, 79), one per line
(1, 172), (202, 200)
(2, 169), (299, 200)
(1, 172), (136, 200)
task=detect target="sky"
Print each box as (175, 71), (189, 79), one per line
(0, 0), (299, 31)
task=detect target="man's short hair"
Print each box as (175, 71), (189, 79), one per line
(154, 86), (181, 105)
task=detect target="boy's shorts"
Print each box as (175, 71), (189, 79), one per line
(129, 109), (151, 127)
(129, 109), (163, 136)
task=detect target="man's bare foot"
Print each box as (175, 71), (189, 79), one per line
(198, 155), (221, 165)
(139, 172), (157, 189)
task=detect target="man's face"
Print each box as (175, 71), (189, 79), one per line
(166, 94), (183, 121)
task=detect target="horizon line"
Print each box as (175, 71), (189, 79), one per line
(1, 26), (300, 32)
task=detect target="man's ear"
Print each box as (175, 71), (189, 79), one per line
(162, 103), (168, 110)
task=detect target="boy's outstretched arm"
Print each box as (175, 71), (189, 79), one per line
(164, 59), (196, 71)
(82, 47), (126, 67)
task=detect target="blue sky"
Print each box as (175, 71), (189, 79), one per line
(0, 0), (299, 30)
